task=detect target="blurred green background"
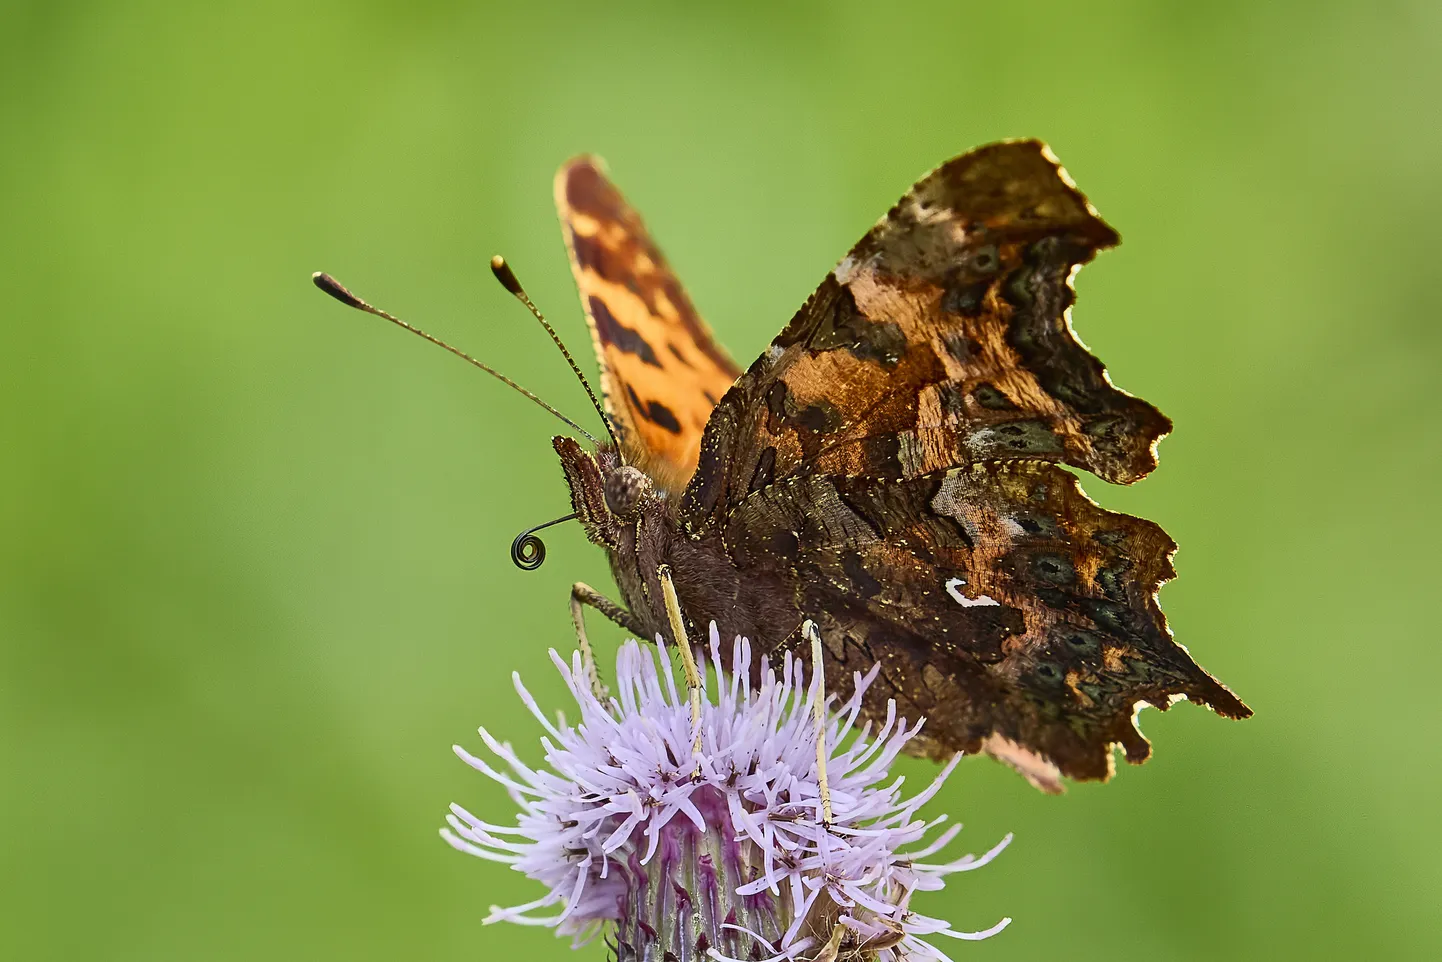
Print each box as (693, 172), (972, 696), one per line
(4, 1), (1440, 959)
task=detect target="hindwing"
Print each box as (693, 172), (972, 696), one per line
(722, 463), (1249, 789)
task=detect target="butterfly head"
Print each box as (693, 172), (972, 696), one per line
(552, 435), (659, 550)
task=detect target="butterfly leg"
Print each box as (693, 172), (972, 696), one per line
(803, 620), (833, 828)
(656, 565), (704, 760)
(569, 582), (645, 700)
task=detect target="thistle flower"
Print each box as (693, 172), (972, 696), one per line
(442, 626), (1010, 961)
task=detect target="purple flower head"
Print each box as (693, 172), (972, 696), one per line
(442, 626), (1010, 961)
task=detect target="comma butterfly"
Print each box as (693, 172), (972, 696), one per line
(548, 141), (1249, 792)
(315, 140), (1250, 792)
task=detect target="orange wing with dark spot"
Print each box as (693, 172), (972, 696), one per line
(555, 157), (741, 493)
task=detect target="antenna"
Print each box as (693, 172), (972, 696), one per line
(509, 512), (577, 570)
(489, 256), (620, 452)
(311, 272), (599, 444)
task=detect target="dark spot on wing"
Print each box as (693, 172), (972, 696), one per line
(971, 382), (1018, 411)
(564, 161), (619, 219)
(765, 381), (788, 426)
(1010, 513), (1059, 538)
(968, 244), (1000, 274)
(793, 399), (841, 434)
(943, 278), (991, 316)
(1029, 552), (1077, 586)
(1085, 598), (1141, 638)
(589, 296), (661, 367)
(1033, 661), (1062, 682)
(764, 379), (840, 457)
(1054, 626), (1104, 654)
(767, 527), (800, 563)
(749, 447), (777, 493)
(645, 401), (682, 433)
(809, 284), (906, 368)
(842, 551), (884, 599)
(1029, 661), (1065, 689)
(940, 242), (1001, 316)
(569, 232), (616, 283)
(625, 384), (682, 433)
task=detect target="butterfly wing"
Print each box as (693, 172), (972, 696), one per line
(555, 157), (741, 492)
(723, 465), (1249, 790)
(682, 140), (1247, 785)
(682, 140), (1170, 527)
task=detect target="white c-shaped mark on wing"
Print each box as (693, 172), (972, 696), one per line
(946, 577), (1001, 608)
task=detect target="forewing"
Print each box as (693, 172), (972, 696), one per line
(682, 140), (1170, 529)
(556, 158), (741, 492)
(723, 464), (1250, 790)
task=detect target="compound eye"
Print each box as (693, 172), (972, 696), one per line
(604, 466), (651, 519)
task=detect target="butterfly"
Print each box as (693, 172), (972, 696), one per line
(544, 140), (1249, 793)
(314, 140), (1250, 793)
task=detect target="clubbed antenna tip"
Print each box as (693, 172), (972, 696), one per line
(489, 255), (525, 297)
(312, 271), (365, 309)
